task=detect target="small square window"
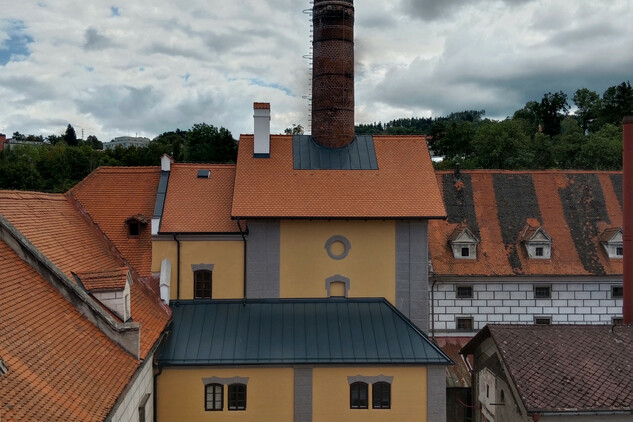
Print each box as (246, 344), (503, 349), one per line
(461, 247), (470, 257)
(612, 317), (623, 325)
(534, 286), (551, 299)
(457, 286), (473, 299)
(534, 317), (551, 325)
(456, 317), (473, 330)
(535, 247), (544, 257)
(612, 286), (624, 299)
(616, 246), (623, 257)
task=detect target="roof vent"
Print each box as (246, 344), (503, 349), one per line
(197, 169), (210, 179)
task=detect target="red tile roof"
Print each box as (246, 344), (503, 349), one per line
(160, 163), (241, 233)
(68, 167), (161, 277)
(75, 269), (128, 291)
(0, 240), (139, 421)
(0, 190), (170, 358)
(430, 170), (623, 277)
(463, 324), (633, 413)
(232, 135), (446, 218)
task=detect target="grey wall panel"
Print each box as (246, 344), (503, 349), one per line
(294, 367), (313, 422)
(246, 220), (280, 298)
(427, 365), (447, 422)
(396, 220), (429, 331)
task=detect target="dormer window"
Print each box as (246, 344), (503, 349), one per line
(600, 227), (623, 259)
(125, 214), (149, 238)
(449, 225), (479, 260)
(451, 229), (478, 259)
(520, 223), (551, 259)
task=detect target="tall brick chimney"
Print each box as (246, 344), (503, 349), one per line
(623, 116), (633, 323)
(311, 0), (355, 149)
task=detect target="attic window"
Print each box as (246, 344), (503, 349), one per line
(456, 317), (474, 331)
(534, 316), (552, 325)
(449, 225), (479, 260)
(521, 224), (552, 259)
(612, 286), (624, 299)
(197, 169), (210, 178)
(534, 285), (551, 299)
(600, 227), (623, 259)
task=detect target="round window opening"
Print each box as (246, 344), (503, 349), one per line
(325, 235), (351, 260)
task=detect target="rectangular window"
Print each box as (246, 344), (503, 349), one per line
(534, 285), (551, 299)
(456, 317), (474, 331)
(228, 384), (246, 411)
(534, 317), (552, 325)
(194, 270), (212, 299)
(372, 382), (391, 409)
(612, 286), (624, 299)
(205, 384), (223, 411)
(138, 393), (150, 422)
(457, 286), (473, 299)
(612, 317), (623, 325)
(461, 247), (470, 257)
(350, 382), (368, 409)
(535, 247), (544, 257)
(128, 221), (140, 237)
(616, 246), (623, 256)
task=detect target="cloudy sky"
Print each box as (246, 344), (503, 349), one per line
(1, 0), (632, 143)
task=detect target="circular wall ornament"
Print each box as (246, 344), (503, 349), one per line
(325, 235), (351, 260)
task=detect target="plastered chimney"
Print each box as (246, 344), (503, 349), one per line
(253, 102), (271, 157)
(311, 0), (355, 149)
(623, 116), (633, 323)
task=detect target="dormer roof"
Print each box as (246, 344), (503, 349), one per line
(599, 227), (622, 243)
(449, 224), (479, 244)
(75, 268), (129, 292)
(519, 222), (551, 243)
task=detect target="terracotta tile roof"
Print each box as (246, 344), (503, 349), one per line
(463, 324), (633, 413)
(75, 268), (128, 291)
(0, 190), (170, 358)
(0, 240), (139, 421)
(160, 163), (241, 233)
(430, 170), (623, 277)
(232, 135), (446, 218)
(68, 166), (161, 277)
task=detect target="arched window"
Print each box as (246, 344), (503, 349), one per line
(350, 382), (368, 409)
(205, 383), (223, 411)
(194, 270), (212, 299)
(228, 383), (247, 410)
(372, 381), (391, 409)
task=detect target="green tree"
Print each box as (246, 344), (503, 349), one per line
(86, 135), (102, 150)
(472, 119), (533, 169)
(184, 123), (237, 163)
(64, 124), (78, 146)
(539, 91), (569, 137)
(599, 81), (633, 126)
(574, 124), (622, 170)
(429, 120), (476, 161)
(284, 124), (305, 135)
(572, 88), (601, 133)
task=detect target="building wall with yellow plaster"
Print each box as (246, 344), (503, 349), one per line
(152, 239), (244, 300)
(156, 367), (294, 422)
(279, 220), (396, 301)
(313, 366), (428, 422)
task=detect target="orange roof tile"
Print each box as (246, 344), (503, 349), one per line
(232, 135), (446, 218)
(68, 166), (161, 277)
(0, 240), (138, 421)
(75, 268), (128, 291)
(160, 163), (241, 233)
(0, 190), (170, 358)
(430, 170), (623, 277)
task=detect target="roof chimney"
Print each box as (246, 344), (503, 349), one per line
(623, 116), (633, 323)
(253, 102), (271, 157)
(311, 0), (355, 149)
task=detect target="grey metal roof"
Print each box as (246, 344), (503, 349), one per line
(158, 298), (451, 366)
(292, 135), (378, 170)
(152, 170), (169, 218)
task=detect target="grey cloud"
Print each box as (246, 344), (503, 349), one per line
(76, 85), (162, 127)
(84, 27), (114, 51)
(401, 0), (534, 21)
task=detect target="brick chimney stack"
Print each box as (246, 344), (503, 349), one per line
(623, 116), (633, 323)
(311, 0), (355, 149)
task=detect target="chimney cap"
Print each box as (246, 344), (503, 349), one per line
(254, 102), (270, 110)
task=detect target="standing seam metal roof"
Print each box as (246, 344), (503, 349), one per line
(159, 298), (451, 366)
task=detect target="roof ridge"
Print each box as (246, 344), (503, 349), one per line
(0, 190), (65, 200)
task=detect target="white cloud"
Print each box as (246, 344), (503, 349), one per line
(0, 0), (631, 142)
